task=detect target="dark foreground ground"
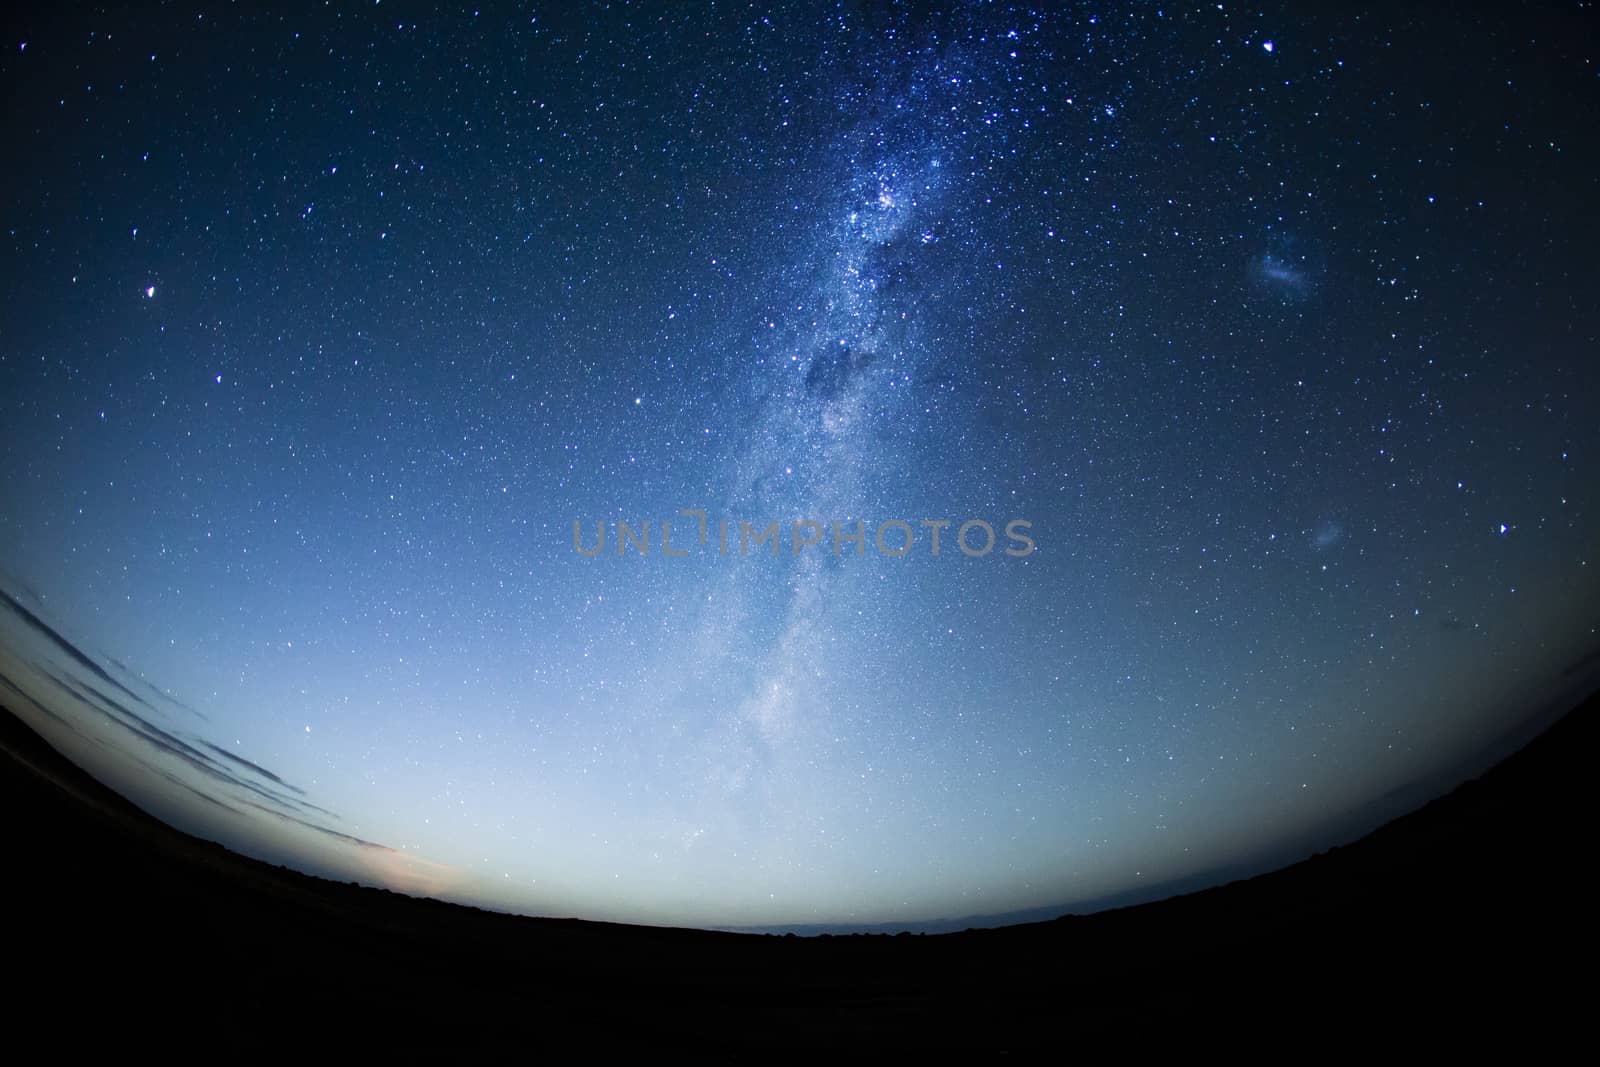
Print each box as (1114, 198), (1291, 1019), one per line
(2, 693), (1591, 1054)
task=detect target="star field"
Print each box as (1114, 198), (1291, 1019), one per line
(1, 3), (1596, 929)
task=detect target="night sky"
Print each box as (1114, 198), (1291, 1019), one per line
(2, 3), (1597, 930)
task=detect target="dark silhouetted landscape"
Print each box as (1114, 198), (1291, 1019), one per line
(4, 687), (1591, 1053)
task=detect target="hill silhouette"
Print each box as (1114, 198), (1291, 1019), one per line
(2, 688), (1591, 1052)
